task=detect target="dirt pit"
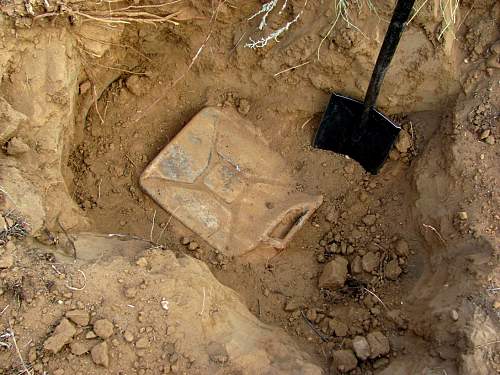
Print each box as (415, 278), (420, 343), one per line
(0, 0), (499, 374)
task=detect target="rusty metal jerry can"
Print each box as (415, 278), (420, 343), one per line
(140, 107), (323, 257)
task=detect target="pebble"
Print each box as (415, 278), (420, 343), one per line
(367, 331), (390, 358)
(136, 257), (148, 268)
(350, 256), (362, 274)
(450, 309), (459, 321)
(237, 98), (251, 115)
(352, 336), (370, 360)
(65, 310), (90, 326)
(91, 341), (109, 368)
(181, 237), (191, 245)
(70, 342), (90, 356)
(384, 259), (402, 280)
(79, 80), (91, 94)
(329, 319), (348, 337)
(85, 331), (97, 339)
(123, 330), (134, 343)
(362, 252), (380, 273)
(135, 337), (149, 349)
(6, 137), (30, 155)
(479, 129), (490, 140)
(93, 319), (114, 339)
(484, 135), (495, 145)
(0, 254), (14, 269)
(394, 130), (411, 153)
(284, 299), (301, 312)
(331, 349), (358, 373)
(187, 241), (199, 251)
(362, 214), (377, 226)
(318, 257), (348, 290)
(43, 319), (76, 354)
(394, 239), (409, 257)
(457, 211), (468, 220)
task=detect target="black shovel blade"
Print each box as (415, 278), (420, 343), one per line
(313, 93), (401, 175)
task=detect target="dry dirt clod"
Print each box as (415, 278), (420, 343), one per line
(181, 236), (191, 245)
(135, 337), (149, 349)
(6, 137), (30, 155)
(124, 287), (138, 299)
(394, 129), (411, 153)
(43, 318), (76, 354)
(237, 98), (251, 115)
(450, 309), (459, 321)
(284, 299), (301, 312)
(352, 336), (370, 360)
(362, 214), (376, 226)
(350, 256), (362, 274)
(331, 349), (358, 373)
(86, 331), (97, 339)
(91, 341), (109, 368)
(362, 252), (380, 273)
(93, 319), (114, 339)
(394, 239), (409, 257)
(318, 256), (348, 290)
(457, 211), (468, 220)
(188, 241), (199, 251)
(484, 135), (495, 145)
(384, 259), (402, 280)
(123, 330), (134, 343)
(479, 129), (491, 140)
(136, 257), (148, 268)
(66, 310), (90, 326)
(367, 331), (390, 359)
(0, 97), (27, 144)
(0, 254), (14, 269)
(329, 319), (348, 337)
(79, 80), (91, 95)
(70, 341), (90, 356)
(126, 75), (147, 96)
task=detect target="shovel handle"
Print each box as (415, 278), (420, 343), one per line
(357, 0), (416, 137)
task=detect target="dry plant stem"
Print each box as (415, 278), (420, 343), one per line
(74, 33), (152, 62)
(422, 223), (446, 245)
(8, 322), (33, 375)
(156, 206), (181, 243)
(0, 305), (9, 315)
(300, 309), (329, 342)
(57, 217), (78, 259)
(150, 209), (157, 242)
(274, 60), (310, 77)
(199, 287), (206, 316)
(363, 287), (388, 310)
(92, 84), (105, 124)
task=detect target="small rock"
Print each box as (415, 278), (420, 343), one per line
(450, 309), (459, 321)
(362, 214), (376, 226)
(135, 337), (149, 349)
(318, 257), (348, 290)
(28, 347), (37, 362)
(493, 300), (500, 310)
(394, 239), (409, 257)
(136, 257), (148, 268)
(284, 299), (301, 312)
(123, 330), (134, 343)
(93, 319), (114, 339)
(79, 80), (91, 95)
(484, 135), (495, 145)
(43, 319), (76, 354)
(479, 129), (490, 140)
(351, 256), (362, 274)
(91, 341), (109, 368)
(86, 331), (97, 339)
(352, 336), (370, 360)
(187, 241), (199, 251)
(237, 98), (251, 115)
(306, 308), (317, 322)
(0, 254), (14, 269)
(126, 75), (147, 96)
(70, 341), (90, 356)
(394, 129), (411, 153)
(7, 137), (30, 155)
(457, 211), (468, 220)
(362, 252), (380, 273)
(124, 287), (137, 299)
(65, 310), (90, 326)
(384, 259), (402, 280)
(329, 319), (348, 337)
(367, 331), (390, 358)
(331, 349), (358, 373)
(181, 237), (191, 245)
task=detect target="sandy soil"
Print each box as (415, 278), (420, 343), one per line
(0, 0), (499, 374)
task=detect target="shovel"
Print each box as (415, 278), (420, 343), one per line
(313, 0), (416, 174)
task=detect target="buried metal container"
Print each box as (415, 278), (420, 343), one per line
(140, 107), (323, 257)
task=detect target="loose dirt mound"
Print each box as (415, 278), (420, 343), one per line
(0, 0), (499, 374)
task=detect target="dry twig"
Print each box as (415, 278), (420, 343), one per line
(422, 223), (446, 246)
